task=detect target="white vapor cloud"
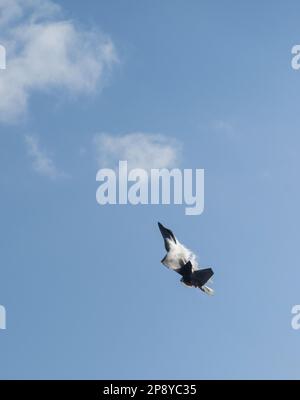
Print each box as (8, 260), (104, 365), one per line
(25, 135), (65, 179)
(94, 132), (181, 171)
(0, 0), (118, 122)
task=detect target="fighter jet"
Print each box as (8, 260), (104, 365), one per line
(158, 222), (214, 295)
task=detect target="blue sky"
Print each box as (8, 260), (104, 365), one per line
(1, 0), (300, 379)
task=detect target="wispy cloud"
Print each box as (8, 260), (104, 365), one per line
(0, 0), (118, 123)
(211, 119), (238, 139)
(25, 135), (66, 179)
(212, 120), (233, 132)
(94, 132), (181, 171)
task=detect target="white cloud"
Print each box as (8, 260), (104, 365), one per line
(0, 0), (118, 122)
(212, 120), (233, 132)
(212, 119), (238, 139)
(94, 132), (181, 171)
(25, 134), (65, 179)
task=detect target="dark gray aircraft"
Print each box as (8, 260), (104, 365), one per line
(158, 222), (214, 295)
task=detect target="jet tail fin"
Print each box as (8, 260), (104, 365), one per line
(193, 268), (214, 286)
(177, 260), (193, 277)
